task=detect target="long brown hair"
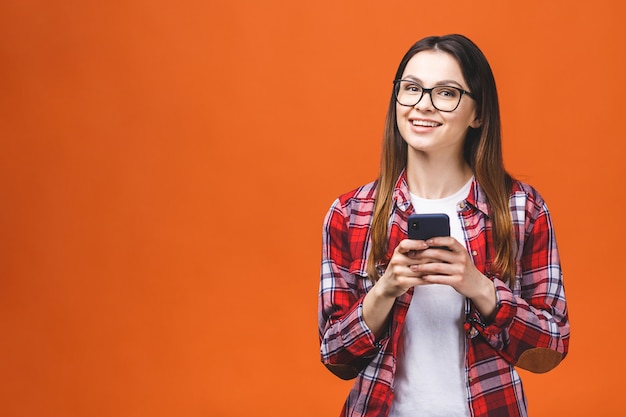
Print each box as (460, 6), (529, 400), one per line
(366, 34), (516, 286)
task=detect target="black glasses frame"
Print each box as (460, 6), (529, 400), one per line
(393, 79), (474, 112)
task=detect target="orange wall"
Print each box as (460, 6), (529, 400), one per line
(1, 1), (625, 416)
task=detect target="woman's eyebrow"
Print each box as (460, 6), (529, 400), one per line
(403, 75), (465, 88)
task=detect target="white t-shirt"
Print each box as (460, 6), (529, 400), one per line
(388, 178), (472, 417)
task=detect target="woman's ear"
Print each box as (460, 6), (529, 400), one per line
(469, 117), (482, 129)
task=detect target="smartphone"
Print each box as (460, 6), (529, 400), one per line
(407, 213), (450, 240)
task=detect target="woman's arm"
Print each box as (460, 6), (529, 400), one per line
(470, 194), (570, 373)
(318, 199), (382, 379)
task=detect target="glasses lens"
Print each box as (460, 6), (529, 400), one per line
(431, 86), (461, 112)
(395, 81), (462, 112)
(395, 80), (423, 106)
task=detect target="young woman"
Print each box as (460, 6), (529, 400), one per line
(318, 34), (569, 417)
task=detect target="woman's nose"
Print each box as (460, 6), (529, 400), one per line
(414, 91), (435, 111)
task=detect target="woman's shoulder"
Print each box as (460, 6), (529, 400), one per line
(334, 179), (378, 207)
(511, 179), (545, 201)
(324, 180), (378, 225)
(509, 179), (549, 213)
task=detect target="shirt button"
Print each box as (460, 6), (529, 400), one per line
(458, 202), (465, 209)
(472, 250), (478, 256)
(469, 327), (479, 338)
(464, 220), (470, 227)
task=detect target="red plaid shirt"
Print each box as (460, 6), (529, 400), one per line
(318, 172), (569, 417)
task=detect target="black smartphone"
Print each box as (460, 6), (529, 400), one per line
(407, 213), (450, 240)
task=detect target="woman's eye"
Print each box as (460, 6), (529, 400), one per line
(437, 88), (459, 98)
(406, 84), (422, 93)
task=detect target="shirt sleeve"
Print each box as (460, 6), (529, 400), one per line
(469, 195), (570, 373)
(318, 199), (383, 379)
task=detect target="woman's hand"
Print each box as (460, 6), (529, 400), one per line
(375, 238), (435, 298)
(362, 238), (432, 336)
(410, 236), (498, 320)
(363, 237), (498, 336)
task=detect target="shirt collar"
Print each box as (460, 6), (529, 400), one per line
(465, 178), (491, 216)
(392, 170), (412, 212)
(392, 169), (492, 217)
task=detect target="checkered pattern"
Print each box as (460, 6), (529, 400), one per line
(318, 171), (569, 417)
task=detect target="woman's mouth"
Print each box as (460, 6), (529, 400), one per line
(411, 119), (441, 127)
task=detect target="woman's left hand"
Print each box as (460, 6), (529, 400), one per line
(409, 236), (498, 320)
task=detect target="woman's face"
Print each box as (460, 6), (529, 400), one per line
(396, 50), (480, 158)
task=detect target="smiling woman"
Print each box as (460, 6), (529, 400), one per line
(318, 34), (569, 417)
(395, 51), (482, 167)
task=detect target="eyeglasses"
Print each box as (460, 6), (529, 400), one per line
(393, 79), (474, 112)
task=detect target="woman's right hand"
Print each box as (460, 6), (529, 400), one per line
(362, 238), (434, 337)
(376, 238), (436, 298)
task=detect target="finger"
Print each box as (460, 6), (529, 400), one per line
(410, 256), (441, 265)
(404, 247), (436, 261)
(399, 271), (431, 287)
(420, 248), (455, 264)
(411, 246), (454, 264)
(396, 238), (428, 255)
(425, 236), (461, 251)
(410, 261), (452, 276)
(417, 274), (449, 286)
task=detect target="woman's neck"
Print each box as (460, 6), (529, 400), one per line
(406, 152), (473, 199)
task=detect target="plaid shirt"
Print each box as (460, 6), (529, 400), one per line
(318, 172), (569, 417)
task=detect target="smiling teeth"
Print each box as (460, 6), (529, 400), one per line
(412, 120), (440, 127)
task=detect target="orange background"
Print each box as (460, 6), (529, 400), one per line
(1, 1), (625, 416)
